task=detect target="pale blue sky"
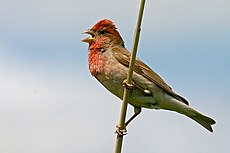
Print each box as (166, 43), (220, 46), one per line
(0, 0), (230, 153)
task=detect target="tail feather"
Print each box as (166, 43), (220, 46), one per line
(160, 95), (216, 132)
(188, 113), (215, 132)
(199, 113), (216, 125)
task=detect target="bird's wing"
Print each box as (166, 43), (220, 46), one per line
(112, 46), (189, 105)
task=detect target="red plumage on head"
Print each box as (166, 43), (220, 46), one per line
(91, 19), (124, 45)
(91, 19), (116, 31)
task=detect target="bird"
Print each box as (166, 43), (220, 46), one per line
(82, 19), (215, 134)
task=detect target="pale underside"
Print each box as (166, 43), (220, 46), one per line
(94, 46), (190, 112)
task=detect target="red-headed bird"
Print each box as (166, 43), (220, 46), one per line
(82, 19), (215, 134)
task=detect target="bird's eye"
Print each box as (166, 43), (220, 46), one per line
(98, 30), (105, 34)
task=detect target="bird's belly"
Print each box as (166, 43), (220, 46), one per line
(96, 73), (124, 99)
(95, 73), (158, 109)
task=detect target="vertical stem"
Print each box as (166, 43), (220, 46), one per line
(114, 0), (146, 153)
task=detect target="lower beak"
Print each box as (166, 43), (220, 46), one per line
(81, 37), (95, 43)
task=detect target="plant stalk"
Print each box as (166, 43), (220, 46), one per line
(114, 0), (146, 152)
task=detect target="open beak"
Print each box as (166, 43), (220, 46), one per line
(81, 29), (95, 43)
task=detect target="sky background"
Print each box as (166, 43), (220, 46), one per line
(0, 0), (230, 152)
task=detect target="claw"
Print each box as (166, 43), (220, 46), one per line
(115, 125), (127, 136)
(123, 79), (135, 89)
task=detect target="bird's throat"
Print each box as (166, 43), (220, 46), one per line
(88, 50), (105, 76)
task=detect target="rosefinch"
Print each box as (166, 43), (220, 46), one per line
(82, 19), (215, 134)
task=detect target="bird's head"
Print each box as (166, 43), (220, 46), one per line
(82, 19), (124, 47)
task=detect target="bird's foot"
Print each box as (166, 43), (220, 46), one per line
(115, 125), (127, 136)
(123, 79), (135, 89)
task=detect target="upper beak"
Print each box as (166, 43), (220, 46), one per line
(81, 29), (95, 43)
(82, 29), (95, 37)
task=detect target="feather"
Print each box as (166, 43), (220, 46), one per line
(112, 46), (189, 105)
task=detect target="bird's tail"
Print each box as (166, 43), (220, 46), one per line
(186, 110), (216, 132)
(162, 98), (216, 132)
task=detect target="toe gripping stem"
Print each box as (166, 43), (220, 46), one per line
(123, 79), (135, 89)
(115, 125), (127, 136)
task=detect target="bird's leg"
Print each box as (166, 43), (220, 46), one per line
(122, 79), (142, 126)
(115, 107), (141, 136)
(115, 80), (141, 136)
(124, 107), (142, 127)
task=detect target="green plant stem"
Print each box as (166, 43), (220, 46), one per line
(114, 0), (146, 153)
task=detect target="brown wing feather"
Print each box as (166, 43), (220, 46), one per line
(112, 46), (189, 105)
